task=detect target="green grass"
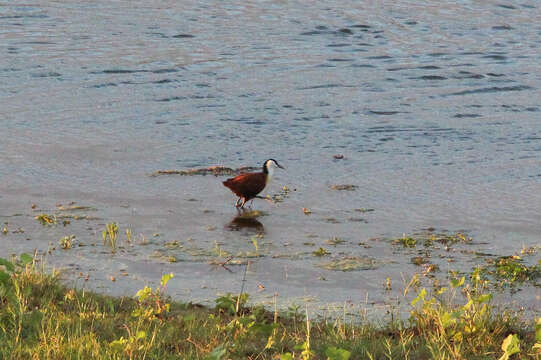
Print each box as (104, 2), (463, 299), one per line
(0, 254), (540, 360)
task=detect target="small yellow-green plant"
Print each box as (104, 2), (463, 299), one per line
(312, 247), (330, 257)
(394, 233), (417, 247)
(59, 235), (75, 249)
(102, 222), (119, 250)
(35, 213), (57, 226)
(109, 273), (173, 359)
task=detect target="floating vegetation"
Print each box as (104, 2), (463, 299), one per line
(319, 256), (378, 271)
(313, 247), (330, 257)
(393, 231), (472, 248)
(102, 222), (119, 250)
(423, 263), (440, 274)
(481, 256), (541, 287)
(268, 186), (291, 203)
(35, 213), (57, 226)
(411, 256), (428, 266)
(235, 210), (266, 219)
(59, 235), (75, 250)
(164, 240), (183, 249)
(272, 252), (307, 260)
(394, 234), (417, 248)
(302, 207), (312, 215)
(330, 184), (358, 191)
(325, 236), (346, 246)
(355, 208), (374, 213)
(56, 214), (101, 221)
(426, 232), (472, 246)
(150, 165), (259, 177)
(208, 258), (247, 266)
(57, 205), (97, 211)
(325, 218), (341, 224)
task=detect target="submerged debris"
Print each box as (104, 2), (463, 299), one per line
(330, 184), (358, 191)
(325, 236), (346, 246)
(57, 205), (97, 211)
(150, 166), (260, 177)
(319, 256), (378, 271)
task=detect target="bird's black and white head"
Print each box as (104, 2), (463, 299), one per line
(263, 159), (284, 181)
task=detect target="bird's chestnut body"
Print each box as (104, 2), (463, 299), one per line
(223, 159), (284, 208)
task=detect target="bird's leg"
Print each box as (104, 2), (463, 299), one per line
(235, 198), (242, 208)
(240, 197), (247, 208)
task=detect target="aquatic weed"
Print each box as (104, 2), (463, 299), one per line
(35, 214), (57, 226)
(312, 247), (330, 257)
(102, 222), (119, 250)
(59, 235), (75, 249)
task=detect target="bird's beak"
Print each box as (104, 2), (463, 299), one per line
(278, 164), (285, 170)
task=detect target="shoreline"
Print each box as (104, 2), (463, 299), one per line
(1, 253), (539, 359)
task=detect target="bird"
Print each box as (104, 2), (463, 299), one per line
(223, 159), (284, 208)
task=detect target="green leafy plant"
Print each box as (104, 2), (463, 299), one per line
(216, 293), (249, 316)
(109, 273), (174, 359)
(394, 234), (417, 247)
(499, 334), (520, 360)
(325, 346), (351, 360)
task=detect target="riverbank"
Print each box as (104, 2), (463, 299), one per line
(1, 253), (539, 359)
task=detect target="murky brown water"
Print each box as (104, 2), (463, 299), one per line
(1, 0), (540, 315)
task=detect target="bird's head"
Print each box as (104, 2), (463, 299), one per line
(263, 159), (284, 181)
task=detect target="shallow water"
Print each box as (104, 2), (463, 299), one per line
(1, 0), (540, 314)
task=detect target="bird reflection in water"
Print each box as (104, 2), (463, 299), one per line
(227, 209), (265, 233)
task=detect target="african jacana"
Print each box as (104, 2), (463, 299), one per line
(223, 159), (284, 208)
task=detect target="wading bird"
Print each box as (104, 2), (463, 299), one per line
(223, 159), (284, 208)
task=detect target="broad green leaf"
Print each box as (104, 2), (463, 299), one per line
(161, 272), (174, 286)
(411, 288), (427, 306)
(20, 253), (33, 265)
(325, 346), (351, 360)
(535, 317), (541, 343)
(135, 286), (152, 301)
(435, 287), (447, 295)
(462, 299), (474, 311)
(441, 311), (456, 329)
(0, 271), (11, 284)
(451, 276), (465, 288)
(280, 354), (293, 360)
(499, 334), (520, 360)
(205, 345), (227, 360)
(475, 293), (493, 304)
(0, 258), (15, 272)
(109, 337), (128, 352)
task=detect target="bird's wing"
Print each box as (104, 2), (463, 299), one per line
(223, 173), (266, 198)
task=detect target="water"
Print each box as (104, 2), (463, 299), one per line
(1, 0), (540, 314)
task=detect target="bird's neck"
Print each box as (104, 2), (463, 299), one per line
(265, 165), (274, 184)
